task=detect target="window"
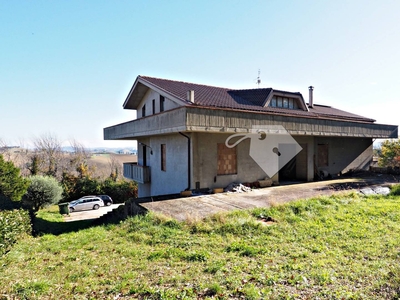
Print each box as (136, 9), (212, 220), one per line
(160, 96), (165, 112)
(269, 96), (299, 110)
(141, 104), (146, 117)
(283, 97), (288, 108)
(152, 99), (155, 115)
(161, 144), (166, 171)
(217, 143), (237, 175)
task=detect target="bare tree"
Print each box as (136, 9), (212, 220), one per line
(66, 139), (95, 177)
(0, 138), (12, 161)
(32, 133), (63, 178)
(69, 139), (89, 163)
(108, 154), (122, 181)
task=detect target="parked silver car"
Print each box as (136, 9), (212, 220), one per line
(68, 196), (104, 213)
(80, 195), (113, 206)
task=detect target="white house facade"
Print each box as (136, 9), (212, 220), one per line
(104, 76), (398, 197)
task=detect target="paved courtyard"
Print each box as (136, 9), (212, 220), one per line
(140, 175), (399, 221)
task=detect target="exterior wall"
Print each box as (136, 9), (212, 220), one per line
(137, 89), (180, 118)
(192, 132), (278, 190)
(314, 137), (373, 176)
(136, 134), (373, 197)
(137, 134), (189, 197)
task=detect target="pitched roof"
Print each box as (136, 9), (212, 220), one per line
(136, 76), (375, 123)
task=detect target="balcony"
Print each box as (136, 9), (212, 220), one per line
(123, 163), (150, 183)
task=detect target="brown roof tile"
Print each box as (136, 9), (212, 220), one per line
(139, 76), (375, 123)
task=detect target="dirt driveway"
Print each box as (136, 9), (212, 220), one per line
(64, 204), (123, 222)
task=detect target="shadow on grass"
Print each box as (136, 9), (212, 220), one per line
(14, 198), (146, 236)
(33, 217), (96, 236)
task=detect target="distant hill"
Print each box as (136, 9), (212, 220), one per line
(61, 147), (137, 155)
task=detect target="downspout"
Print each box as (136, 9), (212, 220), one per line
(179, 132), (191, 191)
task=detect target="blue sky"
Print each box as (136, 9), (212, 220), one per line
(1, 0), (399, 148)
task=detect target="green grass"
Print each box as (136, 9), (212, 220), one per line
(2, 191), (400, 299)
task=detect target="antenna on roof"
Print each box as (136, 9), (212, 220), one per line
(256, 69), (261, 88)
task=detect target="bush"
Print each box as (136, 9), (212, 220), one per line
(0, 154), (30, 201)
(0, 209), (31, 256)
(61, 174), (137, 203)
(390, 184), (400, 196)
(378, 139), (400, 167)
(23, 175), (63, 213)
(102, 179), (138, 203)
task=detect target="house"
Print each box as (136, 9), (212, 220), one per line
(104, 75), (398, 197)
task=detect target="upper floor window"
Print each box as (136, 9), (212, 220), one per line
(160, 96), (165, 112)
(141, 104), (146, 117)
(161, 144), (166, 171)
(152, 99), (156, 115)
(269, 96), (299, 110)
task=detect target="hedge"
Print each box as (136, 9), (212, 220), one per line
(0, 209), (31, 256)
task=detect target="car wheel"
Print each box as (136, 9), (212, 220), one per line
(93, 204), (100, 210)
(69, 208), (74, 213)
(105, 201), (111, 206)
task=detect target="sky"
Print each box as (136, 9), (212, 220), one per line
(1, 0), (399, 149)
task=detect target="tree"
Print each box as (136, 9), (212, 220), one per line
(378, 139), (400, 168)
(0, 154), (30, 201)
(108, 154), (121, 182)
(33, 133), (63, 177)
(26, 153), (42, 175)
(23, 175), (63, 212)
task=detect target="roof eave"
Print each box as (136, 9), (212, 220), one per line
(123, 76), (190, 110)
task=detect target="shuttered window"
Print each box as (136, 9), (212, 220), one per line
(217, 143), (237, 175)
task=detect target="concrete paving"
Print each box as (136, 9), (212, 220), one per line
(140, 176), (398, 221)
(64, 204), (123, 222)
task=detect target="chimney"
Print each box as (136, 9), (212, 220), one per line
(187, 90), (194, 103)
(308, 86), (314, 108)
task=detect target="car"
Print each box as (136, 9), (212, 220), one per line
(97, 195), (113, 206)
(68, 196), (104, 213)
(79, 195), (113, 206)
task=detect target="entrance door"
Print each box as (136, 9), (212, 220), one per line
(278, 143), (307, 181)
(296, 143), (308, 180)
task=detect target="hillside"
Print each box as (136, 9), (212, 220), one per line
(1, 191), (400, 299)
(1, 147), (137, 180)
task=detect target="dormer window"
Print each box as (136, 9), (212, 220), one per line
(269, 96), (300, 110)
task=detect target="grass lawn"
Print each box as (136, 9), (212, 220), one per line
(1, 191), (400, 299)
